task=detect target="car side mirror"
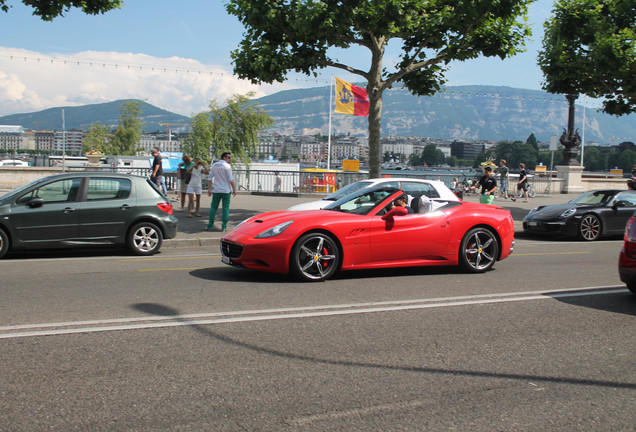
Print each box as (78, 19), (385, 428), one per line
(381, 206), (408, 220)
(27, 197), (44, 208)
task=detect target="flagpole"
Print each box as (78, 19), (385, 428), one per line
(327, 76), (333, 172)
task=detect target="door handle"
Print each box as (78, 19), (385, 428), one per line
(120, 204), (131, 211)
(63, 207), (76, 214)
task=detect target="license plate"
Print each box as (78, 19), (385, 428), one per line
(528, 221), (538, 227)
(222, 255), (231, 264)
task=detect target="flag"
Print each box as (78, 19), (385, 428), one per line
(335, 77), (369, 117)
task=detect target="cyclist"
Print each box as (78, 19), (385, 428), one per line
(511, 162), (529, 202)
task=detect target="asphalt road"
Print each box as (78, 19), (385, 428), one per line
(1, 234), (634, 431)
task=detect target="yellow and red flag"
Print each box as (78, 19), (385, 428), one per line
(335, 77), (369, 116)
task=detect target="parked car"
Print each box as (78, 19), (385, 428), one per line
(0, 173), (178, 258)
(221, 185), (515, 281)
(618, 211), (636, 295)
(287, 177), (459, 210)
(522, 189), (636, 241)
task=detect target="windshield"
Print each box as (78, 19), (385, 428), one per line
(324, 180), (375, 201)
(0, 177), (50, 202)
(570, 190), (617, 206)
(324, 186), (399, 215)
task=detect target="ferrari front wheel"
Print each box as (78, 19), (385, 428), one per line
(291, 232), (340, 282)
(459, 228), (499, 273)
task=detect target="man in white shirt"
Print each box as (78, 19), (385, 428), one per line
(206, 152), (237, 232)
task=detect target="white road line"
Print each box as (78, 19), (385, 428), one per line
(0, 286), (627, 340)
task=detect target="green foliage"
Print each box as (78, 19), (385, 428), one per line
(112, 100), (143, 156)
(226, 0), (534, 178)
(82, 122), (113, 154)
(526, 133), (538, 150)
(1, 0), (122, 20)
(183, 93), (274, 166)
(538, 0), (636, 115)
(420, 144), (445, 166)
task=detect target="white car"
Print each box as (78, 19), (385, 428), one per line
(288, 177), (460, 210)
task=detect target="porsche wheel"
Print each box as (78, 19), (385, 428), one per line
(0, 229), (8, 259)
(578, 214), (601, 241)
(291, 233), (340, 282)
(128, 222), (163, 255)
(459, 228), (499, 273)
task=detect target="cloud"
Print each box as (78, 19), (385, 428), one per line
(0, 47), (291, 117)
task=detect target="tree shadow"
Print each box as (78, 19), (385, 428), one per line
(130, 301), (636, 391)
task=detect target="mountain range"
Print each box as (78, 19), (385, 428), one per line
(1, 85), (634, 144)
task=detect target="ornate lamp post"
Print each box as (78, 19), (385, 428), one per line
(559, 94), (581, 166)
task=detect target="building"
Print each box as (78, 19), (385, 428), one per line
(451, 141), (486, 160)
(53, 129), (85, 156)
(0, 125), (30, 152)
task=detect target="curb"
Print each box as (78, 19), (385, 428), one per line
(163, 237), (220, 249)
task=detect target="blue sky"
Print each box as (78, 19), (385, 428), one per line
(0, 0), (557, 117)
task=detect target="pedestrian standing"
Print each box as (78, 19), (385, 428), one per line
(150, 147), (167, 195)
(274, 171), (282, 193)
(511, 162), (529, 202)
(467, 166), (497, 204)
(186, 158), (208, 218)
(497, 159), (509, 199)
(206, 152), (237, 232)
(177, 154), (194, 211)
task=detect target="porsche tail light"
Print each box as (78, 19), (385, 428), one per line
(157, 202), (174, 215)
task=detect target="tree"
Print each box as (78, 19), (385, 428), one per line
(112, 100), (143, 155)
(1, 0), (122, 20)
(421, 144), (445, 166)
(82, 122), (113, 155)
(226, 0), (533, 178)
(538, 0), (636, 116)
(526, 133), (538, 150)
(183, 93), (274, 166)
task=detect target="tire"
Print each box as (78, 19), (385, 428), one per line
(290, 232), (340, 282)
(127, 222), (163, 255)
(528, 186), (536, 198)
(627, 283), (636, 296)
(459, 227), (499, 273)
(0, 229), (8, 259)
(578, 214), (601, 241)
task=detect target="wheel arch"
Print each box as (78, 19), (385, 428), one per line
(126, 216), (167, 240)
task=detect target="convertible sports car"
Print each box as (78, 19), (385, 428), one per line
(221, 185), (515, 281)
(523, 189), (636, 241)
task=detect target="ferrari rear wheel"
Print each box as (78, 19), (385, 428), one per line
(459, 228), (499, 273)
(291, 232), (340, 282)
(578, 214), (601, 241)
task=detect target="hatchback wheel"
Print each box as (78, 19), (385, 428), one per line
(0, 229), (8, 259)
(459, 228), (499, 273)
(291, 233), (339, 282)
(128, 222), (163, 255)
(578, 214), (601, 241)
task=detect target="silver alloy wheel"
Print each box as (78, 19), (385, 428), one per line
(460, 228), (498, 272)
(128, 222), (163, 255)
(0, 229), (8, 259)
(292, 233), (339, 281)
(578, 214), (601, 241)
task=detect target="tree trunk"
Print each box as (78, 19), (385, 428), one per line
(367, 91), (383, 179)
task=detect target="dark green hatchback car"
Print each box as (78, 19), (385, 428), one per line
(0, 173), (178, 258)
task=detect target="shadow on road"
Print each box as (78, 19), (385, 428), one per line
(130, 301), (636, 391)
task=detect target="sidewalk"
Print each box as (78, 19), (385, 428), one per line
(164, 190), (574, 249)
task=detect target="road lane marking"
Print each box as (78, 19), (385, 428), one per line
(512, 251), (591, 256)
(0, 286), (627, 340)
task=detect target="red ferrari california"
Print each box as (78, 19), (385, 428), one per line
(220, 186), (515, 281)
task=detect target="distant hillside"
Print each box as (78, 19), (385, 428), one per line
(1, 86), (635, 143)
(0, 100), (191, 133)
(254, 85), (636, 144)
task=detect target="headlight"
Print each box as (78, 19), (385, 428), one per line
(255, 220), (294, 238)
(528, 207), (538, 214)
(559, 208), (577, 219)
